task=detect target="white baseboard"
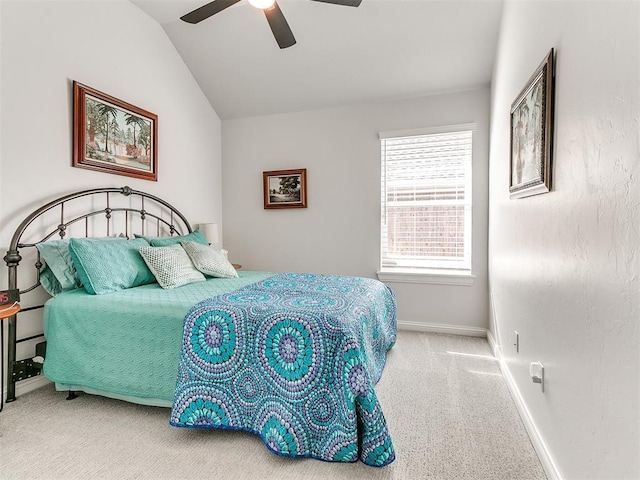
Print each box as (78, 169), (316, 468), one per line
(486, 331), (562, 480)
(397, 320), (487, 337)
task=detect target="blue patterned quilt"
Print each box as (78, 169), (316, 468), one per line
(170, 272), (397, 466)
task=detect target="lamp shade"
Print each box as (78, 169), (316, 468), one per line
(198, 223), (219, 245)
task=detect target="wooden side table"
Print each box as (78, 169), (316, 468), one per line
(1, 302), (20, 412)
(0, 303), (20, 319)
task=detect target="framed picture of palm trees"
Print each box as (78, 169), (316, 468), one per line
(509, 49), (554, 199)
(73, 81), (158, 181)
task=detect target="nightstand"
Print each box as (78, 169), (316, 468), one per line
(0, 303), (20, 319)
(1, 302), (20, 413)
(232, 264), (242, 270)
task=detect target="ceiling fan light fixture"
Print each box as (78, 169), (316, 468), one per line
(181, 0), (362, 49)
(248, 0), (275, 9)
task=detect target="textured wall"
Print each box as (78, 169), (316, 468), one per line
(222, 89), (490, 331)
(488, 1), (639, 478)
(0, 0), (222, 391)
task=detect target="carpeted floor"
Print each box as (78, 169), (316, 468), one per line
(0, 331), (546, 480)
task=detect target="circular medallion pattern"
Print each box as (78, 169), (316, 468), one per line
(190, 310), (234, 364)
(256, 398), (308, 456)
(234, 368), (262, 407)
(265, 318), (312, 381)
(256, 313), (324, 398)
(303, 388), (338, 431)
(341, 341), (369, 409)
(171, 384), (239, 427)
(182, 304), (246, 380)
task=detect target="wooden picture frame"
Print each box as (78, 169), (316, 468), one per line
(263, 169), (307, 209)
(73, 81), (158, 181)
(509, 49), (555, 199)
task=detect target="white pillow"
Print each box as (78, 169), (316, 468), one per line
(181, 241), (239, 279)
(138, 244), (206, 289)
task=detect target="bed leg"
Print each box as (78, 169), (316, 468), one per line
(66, 391), (78, 400)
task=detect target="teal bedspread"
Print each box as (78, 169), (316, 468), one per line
(43, 272), (275, 405)
(170, 272), (397, 466)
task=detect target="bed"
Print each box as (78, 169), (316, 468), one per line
(42, 272), (274, 405)
(4, 186), (397, 466)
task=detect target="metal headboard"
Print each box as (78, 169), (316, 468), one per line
(2, 186), (193, 404)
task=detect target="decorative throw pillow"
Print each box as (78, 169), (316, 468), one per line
(138, 244), (206, 289)
(181, 241), (239, 279)
(69, 237), (155, 295)
(36, 235), (124, 296)
(36, 239), (82, 296)
(135, 230), (208, 248)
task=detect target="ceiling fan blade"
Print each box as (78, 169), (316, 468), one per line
(264, 2), (296, 49)
(310, 0), (362, 6)
(180, 0), (242, 24)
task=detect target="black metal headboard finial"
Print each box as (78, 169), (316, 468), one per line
(2, 186), (193, 404)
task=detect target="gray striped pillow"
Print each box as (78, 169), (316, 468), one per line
(181, 241), (239, 279)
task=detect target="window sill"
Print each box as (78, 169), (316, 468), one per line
(376, 269), (475, 286)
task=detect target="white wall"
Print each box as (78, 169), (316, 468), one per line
(223, 89), (490, 331)
(488, 1), (639, 478)
(0, 4), (3, 231)
(0, 0), (221, 391)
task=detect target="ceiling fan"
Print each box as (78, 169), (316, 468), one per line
(180, 0), (362, 49)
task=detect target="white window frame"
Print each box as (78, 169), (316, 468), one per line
(377, 124), (476, 286)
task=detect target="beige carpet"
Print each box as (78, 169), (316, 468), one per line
(0, 331), (546, 479)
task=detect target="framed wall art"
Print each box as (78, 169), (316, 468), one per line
(263, 168), (307, 209)
(509, 49), (555, 199)
(73, 81), (158, 181)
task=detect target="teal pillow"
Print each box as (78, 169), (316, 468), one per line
(139, 230), (208, 248)
(36, 239), (82, 295)
(69, 237), (155, 295)
(36, 236), (127, 296)
(38, 266), (64, 296)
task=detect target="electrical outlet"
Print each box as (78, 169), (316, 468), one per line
(513, 331), (519, 353)
(530, 361), (544, 392)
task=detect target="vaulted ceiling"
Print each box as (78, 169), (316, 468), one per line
(131, 0), (503, 119)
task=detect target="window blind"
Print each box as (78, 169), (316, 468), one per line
(380, 128), (473, 271)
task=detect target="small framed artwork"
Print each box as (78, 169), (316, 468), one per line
(73, 81), (158, 181)
(263, 168), (307, 209)
(509, 49), (555, 199)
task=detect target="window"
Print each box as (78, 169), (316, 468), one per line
(378, 124), (474, 284)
